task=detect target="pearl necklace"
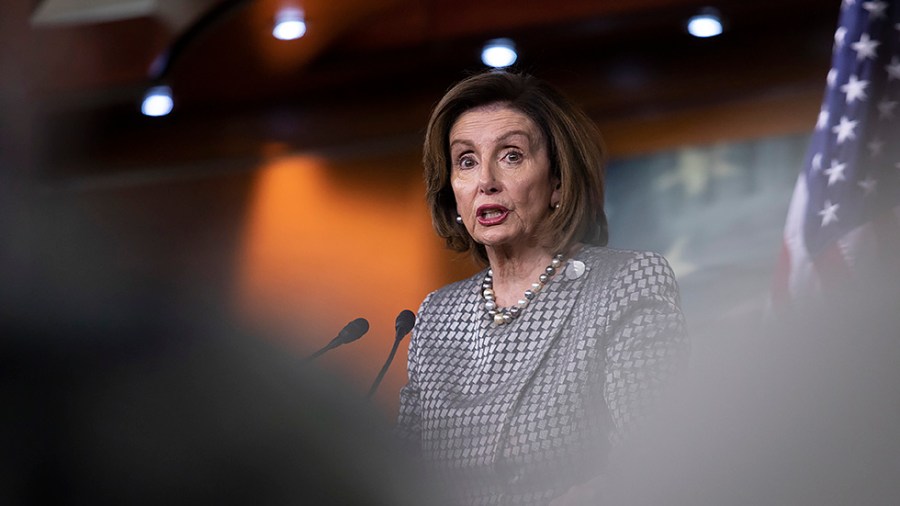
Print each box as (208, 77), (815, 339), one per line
(481, 253), (564, 325)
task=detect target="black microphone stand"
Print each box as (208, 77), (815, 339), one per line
(367, 337), (403, 398)
(304, 341), (340, 362)
(367, 310), (415, 398)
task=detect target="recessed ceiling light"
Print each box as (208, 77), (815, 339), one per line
(273, 9), (306, 41)
(481, 38), (518, 68)
(141, 85), (173, 117)
(687, 8), (723, 38)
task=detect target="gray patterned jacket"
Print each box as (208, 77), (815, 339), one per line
(397, 246), (688, 506)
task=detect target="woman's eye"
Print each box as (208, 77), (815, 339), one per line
(457, 155), (476, 169)
(503, 150), (523, 163)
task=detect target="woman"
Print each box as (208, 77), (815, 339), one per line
(397, 71), (688, 506)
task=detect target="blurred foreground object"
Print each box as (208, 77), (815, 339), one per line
(609, 281), (900, 506)
(0, 315), (443, 505)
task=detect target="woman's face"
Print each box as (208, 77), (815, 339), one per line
(449, 104), (559, 254)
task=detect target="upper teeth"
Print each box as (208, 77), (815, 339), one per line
(483, 210), (502, 218)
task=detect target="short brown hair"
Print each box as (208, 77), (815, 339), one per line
(423, 71), (608, 265)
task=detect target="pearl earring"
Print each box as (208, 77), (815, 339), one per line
(553, 202), (560, 209)
(456, 215), (463, 224)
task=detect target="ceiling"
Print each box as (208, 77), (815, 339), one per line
(6, 0), (838, 178)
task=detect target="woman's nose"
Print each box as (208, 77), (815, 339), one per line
(478, 162), (500, 194)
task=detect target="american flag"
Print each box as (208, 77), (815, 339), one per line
(773, 0), (900, 308)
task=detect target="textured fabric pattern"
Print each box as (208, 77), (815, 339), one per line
(396, 247), (688, 505)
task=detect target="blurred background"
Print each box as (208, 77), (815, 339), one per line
(1, 0), (837, 422)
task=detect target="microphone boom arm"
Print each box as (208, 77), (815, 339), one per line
(366, 309), (415, 398)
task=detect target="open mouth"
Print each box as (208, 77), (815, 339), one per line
(477, 205), (509, 225)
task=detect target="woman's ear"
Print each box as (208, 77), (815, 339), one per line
(551, 177), (562, 208)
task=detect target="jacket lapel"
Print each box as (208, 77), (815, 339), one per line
(503, 258), (590, 389)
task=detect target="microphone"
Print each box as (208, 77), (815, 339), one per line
(366, 310), (416, 398)
(305, 317), (369, 361)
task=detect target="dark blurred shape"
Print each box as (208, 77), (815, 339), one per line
(0, 314), (442, 505)
(0, 179), (438, 504)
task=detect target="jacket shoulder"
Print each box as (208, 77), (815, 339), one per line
(579, 246), (674, 278)
(418, 269), (485, 316)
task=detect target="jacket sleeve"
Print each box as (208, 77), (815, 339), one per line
(602, 251), (689, 447)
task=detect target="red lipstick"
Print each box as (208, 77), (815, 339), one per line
(476, 205), (510, 226)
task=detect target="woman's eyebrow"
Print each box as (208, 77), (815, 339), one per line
(496, 130), (532, 142)
(449, 129), (536, 150)
(450, 130), (531, 146)
(449, 138), (474, 150)
(496, 130), (539, 149)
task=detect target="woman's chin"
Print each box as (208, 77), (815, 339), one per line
(474, 234), (512, 249)
(477, 237), (536, 255)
